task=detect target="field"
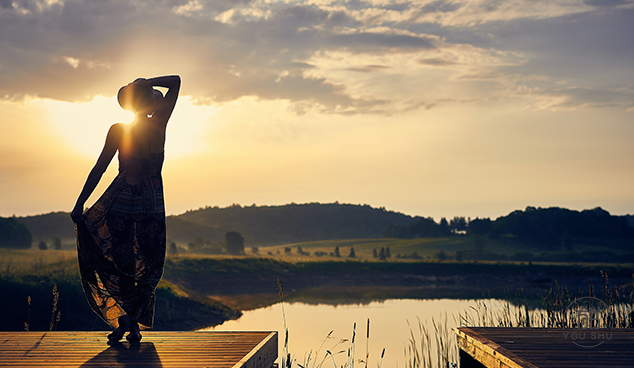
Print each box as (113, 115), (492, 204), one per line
(257, 237), (511, 260)
(6, 234), (633, 268)
(233, 236), (634, 265)
(0, 248), (77, 264)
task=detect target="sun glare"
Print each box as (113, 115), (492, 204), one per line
(41, 96), (215, 159)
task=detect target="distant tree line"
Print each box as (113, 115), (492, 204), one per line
(383, 207), (634, 250)
(8, 204), (634, 252)
(489, 207), (633, 249)
(0, 217), (32, 249)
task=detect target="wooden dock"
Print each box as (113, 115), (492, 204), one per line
(0, 331), (277, 368)
(456, 327), (634, 368)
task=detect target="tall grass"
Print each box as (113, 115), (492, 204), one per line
(404, 272), (634, 368)
(458, 280), (634, 329)
(49, 285), (61, 331)
(404, 314), (456, 368)
(277, 280), (384, 368)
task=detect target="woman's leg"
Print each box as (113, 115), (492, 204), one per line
(108, 315), (131, 342)
(126, 319), (142, 342)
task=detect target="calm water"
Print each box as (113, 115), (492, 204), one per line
(201, 298), (505, 367)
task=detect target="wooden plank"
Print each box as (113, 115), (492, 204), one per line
(0, 331), (278, 368)
(457, 327), (634, 368)
(456, 328), (539, 368)
(232, 332), (278, 368)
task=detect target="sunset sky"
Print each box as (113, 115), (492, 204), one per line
(1, 0), (633, 220)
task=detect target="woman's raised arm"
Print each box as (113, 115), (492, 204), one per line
(146, 75), (181, 125)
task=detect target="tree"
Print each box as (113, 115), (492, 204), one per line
(334, 246), (341, 257)
(348, 247), (356, 258)
(436, 250), (447, 261)
(439, 218), (451, 236)
(379, 247), (386, 261)
(188, 237), (205, 252)
(468, 218), (492, 236)
(0, 217), (32, 249)
(372, 249), (378, 258)
(251, 246), (260, 255)
(385, 247), (391, 258)
(225, 231), (245, 255)
(52, 237), (62, 250)
(450, 217), (467, 233)
(38, 241), (47, 250)
(167, 241), (178, 255)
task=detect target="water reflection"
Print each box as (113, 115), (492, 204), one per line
(202, 298), (487, 367)
(80, 342), (162, 367)
(214, 285), (497, 311)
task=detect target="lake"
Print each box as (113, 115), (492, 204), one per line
(201, 298), (508, 367)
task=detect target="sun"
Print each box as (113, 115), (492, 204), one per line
(40, 95), (215, 159)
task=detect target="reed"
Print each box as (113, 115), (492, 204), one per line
(277, 281), (382, 368)
(48, 285), (60, 331)
(458, 280), (634, 329)
(405, 272), (634, 367)
(404, 314), (456, 368)
(277, 279), (293, 368)
(25, 295), (31, 331)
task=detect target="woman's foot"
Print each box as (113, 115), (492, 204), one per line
(126, 320), (142, 342)
(108, 315), (130, 342)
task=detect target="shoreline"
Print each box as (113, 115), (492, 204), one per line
(164, 258), (634, 312)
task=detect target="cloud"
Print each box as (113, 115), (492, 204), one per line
(173, 0), (203, 16)
(419, 58), (459, 66)
(0, 0), (632, 115)
(345, 65), (391, 73)
(585, 0), (633, 8)
(497, 84), (634, 111)
(307, 0), (612, 27)
(0, 0), (439, 113)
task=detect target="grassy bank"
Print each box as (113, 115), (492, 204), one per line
(164, 255), (634, 281)
(0, 250), (240, 331)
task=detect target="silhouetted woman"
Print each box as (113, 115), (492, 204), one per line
(71, 75), (180, 342)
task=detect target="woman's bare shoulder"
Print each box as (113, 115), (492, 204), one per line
(105, 123), (126, 143)
(110, 122), (125, 130)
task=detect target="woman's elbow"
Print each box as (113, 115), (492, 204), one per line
(167, 75), (181, 87)
(90, 164), (107, 178)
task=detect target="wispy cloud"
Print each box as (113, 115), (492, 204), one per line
(0, 0), (632, 114)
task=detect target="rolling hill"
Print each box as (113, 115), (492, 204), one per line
(13, 203), (417, 247)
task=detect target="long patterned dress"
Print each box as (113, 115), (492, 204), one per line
(76, 150), (166, 330)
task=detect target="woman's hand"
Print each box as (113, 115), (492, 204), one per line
(71, 203), (84, 224)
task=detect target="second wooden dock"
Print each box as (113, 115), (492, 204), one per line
(457, 327), (634, 368)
